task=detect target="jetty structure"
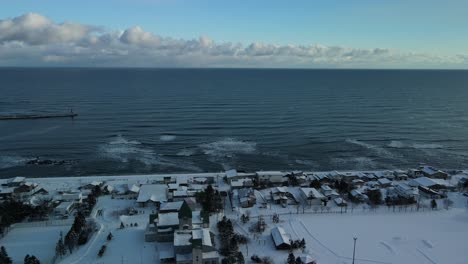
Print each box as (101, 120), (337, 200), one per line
(0, 110), (78, 120)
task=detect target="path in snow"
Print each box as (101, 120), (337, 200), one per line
(379, 241), (396, 255)
(422, 240), (434, 249)
(416, 248), (438, 264)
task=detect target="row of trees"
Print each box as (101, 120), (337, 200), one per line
(56, 212), (96, 258)
(0, 199), (50, 235)
(287, 252), (316, 264)
(0, 246), (41, 264)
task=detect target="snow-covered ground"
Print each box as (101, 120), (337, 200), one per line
(1, 225), (70, 264)
(232, 195), (468, 264)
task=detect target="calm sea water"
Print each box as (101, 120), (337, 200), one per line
(1, 68), (468, 178)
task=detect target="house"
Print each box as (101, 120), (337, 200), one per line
(256, 171), (286, 185)
(320, 185), (340, 200)
(298, 255), (317, 264)
(408, 177), (451, 191)
(147, 200), (194, 242)
(0, 187), (14, 199)
(407, 169), (424, 178)
(271, 226), (291, 250)
(334, 197), (347, 207)
(300, 187), (325, 206)
(174, 229), (219, 264)
(237, 188), (256, 208)
(6, 177), (26, 187)
(395, 183), (419, 199)
(271, 187), (289, 205)
(230, 178), (253, 189)
(54, 201), (75, 216)
(418, 186), (442, 199)
(82, 181), (103, 190)
(420, 166), (448, 179)
(349, 190), (367, 202)
(137, 184), (167, 207)
(59, 192), (83, 203)
(377, 178), (392, 188)
(393, 170), (409, 180)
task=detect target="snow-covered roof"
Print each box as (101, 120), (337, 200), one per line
(129, 184), (140, 193)
(0, 187), (14, 194)
(173, 190), (188, 197)
(158, 243), (174, 260)
(300, 187), (325, 199)
(160, 201), (184, 212)
(168, 183), (179, 189)
(8, 176), (25, 183)
(378, 178), (392, 185)
(408, 177), (448, 188)
(321, 185), (332, 192)
(420, 166), (440, 175)
(334, 198), (347, 205)
(256, 171), (286, 177)
(300, 255), (316, 264)
(137, 184), (167, 203)
(158, 212), (179, 227)
(226, 169), (238, 178)
(174, 231), (192, 246)
(271, 226), (291, 246)
(192, 228), (212, 247)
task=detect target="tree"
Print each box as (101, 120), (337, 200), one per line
(120, 221), (125, 229)
(287, 252), (296, 264)
(107, 232), (113, 241)
(236, 251), (245, 264)
(365, 189), (382, 205)
(64, 230), (78, 253)
(0, 246), (12, 264)
(310, 180), (321, 189)
(431, 199), (437, 210)
(295, 256), (303, 264)
(55, 232), (67, 258)
(24, 254), (41, 264)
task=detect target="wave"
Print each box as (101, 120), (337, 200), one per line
(199, 138), (257, 158)
(387, 140), (443, 149)
(160, 135), (177, 142)
(176, 149), (196, 157)
(295, 159), (316, 167)
(0, 155), (31, 169)
(345, 139), (395, 158)
(331, 157), (378, 170)
(98, 135), (201, 172)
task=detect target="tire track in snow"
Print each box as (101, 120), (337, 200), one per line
(416, 248), (438, 264)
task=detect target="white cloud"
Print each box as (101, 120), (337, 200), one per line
(0, 13), (466, 68)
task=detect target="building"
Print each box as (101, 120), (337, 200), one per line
(300, 187), (325, 206)
(256, 171), (286, 185)
(147, 200), (195, 242)
(237, 188), (256, 208)
(377, 178), (392, 188)
(420, 166), (449, 179)
(271, 226), (291, 249)
(271, 187), (289, 205)
(395, 183), (419, 199)
(349, 189), (367, 202)
(173, 229), (219, 264)
(54, 201), (75, 216)
(408, 177), (451, 191)
(137, 184), (167, 207)
(5, 177), (26, 187)
(320, 185), (340, 200)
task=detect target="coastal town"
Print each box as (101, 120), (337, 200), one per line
(0, 166), (467, 264)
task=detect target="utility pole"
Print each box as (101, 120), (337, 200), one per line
(352, 237), (357, 264)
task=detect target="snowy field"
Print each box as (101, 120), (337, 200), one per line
(1, 225), (70, 264)
(234, 204), (468, 264)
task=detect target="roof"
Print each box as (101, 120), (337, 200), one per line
(159, 201), (184, 212)
(158, 243), (174, 260)
(137, 184), (167, 203)
(226, 169), (238, 178)
(192, 228), (212, 247)
(334, 198), (347, 205)
(321, 185), (332, 192)
(420, 166), (439, 175)
(272, 187), (287, 193)
(129, 184), (140, 193)
(408, 177), (446, 188)
(8, 177), (25, 183)
(158, 212), (179, 227)
(300, 255), (316, 264)
(174, 231), (192, 246)
(378, 178), (392, 185)
(300, 188), (325, 199)
(256, 171), (286, 177)
(271, 226), (290, 246)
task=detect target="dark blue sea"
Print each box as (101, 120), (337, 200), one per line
(1, 68), (468, 178)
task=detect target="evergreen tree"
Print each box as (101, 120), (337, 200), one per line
(120, 221), (125, 229)
(55, 232), (67, 258)
(0, 246), (12, 264)
(287, 252), (296, 264)
(107, 232), (113, 241)
(295, 256), (303, 264)
(431, 199), (437, 210)
(24, 254), (41, 264)
(236, 252), (245, 264)
(64, 230), (78, 253)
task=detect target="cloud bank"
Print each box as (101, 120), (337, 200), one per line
(0, 13), (467, 68)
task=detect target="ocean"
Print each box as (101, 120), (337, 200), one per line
(1, 68), (468, 178)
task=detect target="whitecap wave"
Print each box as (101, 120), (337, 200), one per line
(160, 135), (177, 142)
(387, 140), (405, 148)
(332, 157), (378, 170)
(295, 159), (315, 167)
(99, 135), (156, 164)
(176, 149), (196, 157)
(387, 140), (443, 149)
(0, 155), (31, 169)
(199, 138), (256, 158)
(345, 139), (394, 157)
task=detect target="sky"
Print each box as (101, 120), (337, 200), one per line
(0, 0), (467, 68)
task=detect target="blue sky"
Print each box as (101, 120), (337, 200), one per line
(0, 0), (467, 68)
